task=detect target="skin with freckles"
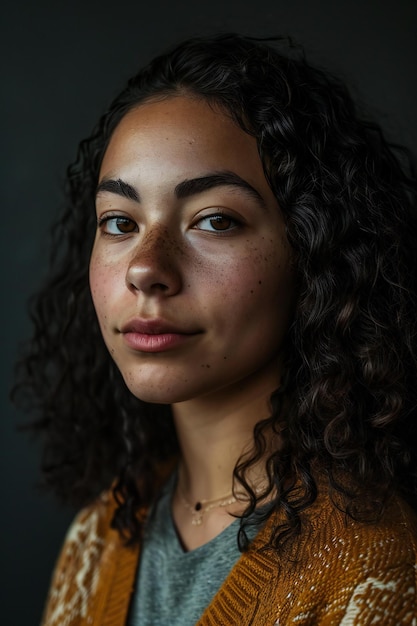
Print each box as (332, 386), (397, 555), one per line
(90, 95), (295, 547)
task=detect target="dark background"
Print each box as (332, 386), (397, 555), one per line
(2, 0), (416, 623)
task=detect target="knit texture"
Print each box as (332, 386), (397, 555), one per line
(41, 483), (417, 625)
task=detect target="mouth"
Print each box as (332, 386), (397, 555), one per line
(119, 318), (201, 353)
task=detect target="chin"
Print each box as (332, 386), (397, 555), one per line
(122, 376), (194, 405)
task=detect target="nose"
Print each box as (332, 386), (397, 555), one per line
(125, 225), (182, 296)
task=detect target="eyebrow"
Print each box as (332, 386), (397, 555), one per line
(175, 171), (265, 207)
(96, 171), (265, 207)
(96, 178), (140, 202)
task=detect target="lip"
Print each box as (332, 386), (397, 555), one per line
(121, 318), (197, 335)
(120, 318), (201, 353)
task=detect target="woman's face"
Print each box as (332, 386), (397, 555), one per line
(90, 95), (295, 406)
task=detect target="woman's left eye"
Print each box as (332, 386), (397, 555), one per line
(98, 216), (138, 235)
(193, 213), (238, 232)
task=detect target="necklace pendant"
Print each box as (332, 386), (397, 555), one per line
(178, 485), (236, 526)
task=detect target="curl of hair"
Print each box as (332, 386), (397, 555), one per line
(13, 34), (417, 549)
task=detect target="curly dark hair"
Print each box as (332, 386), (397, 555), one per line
(13, 33), (417, 550)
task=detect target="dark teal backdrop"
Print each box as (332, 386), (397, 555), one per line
(2, 0), (416, 623)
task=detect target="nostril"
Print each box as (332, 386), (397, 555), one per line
(150, 282), (170, 292)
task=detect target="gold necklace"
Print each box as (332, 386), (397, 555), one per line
(178, 485), (237, 526)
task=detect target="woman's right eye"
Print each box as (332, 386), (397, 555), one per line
(98, 216), (138, 235)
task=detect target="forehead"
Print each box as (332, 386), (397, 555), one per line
(100, 96), (269, 194)
(106, 95), (246, 151)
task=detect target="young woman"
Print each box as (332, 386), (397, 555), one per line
(15, 34), (417, 625)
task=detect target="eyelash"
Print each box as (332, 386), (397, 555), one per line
(97, 211), (240, 237)
(193, 212), (239, 232)
(97, 215), (138, 236)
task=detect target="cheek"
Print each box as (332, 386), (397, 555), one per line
(225, 243), (292, 302)
(89, 255), (102, 304)
(89, 253), (117, 325)
(241, 245), (295, 328)
(194, 246), (293, 340)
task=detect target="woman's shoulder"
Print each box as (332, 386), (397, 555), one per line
(41, 490), (136, 626)
(226, 491), (417, 625)
(55, 489), (120, 569)
(41, 464), (176, 626)
(307, 490), (417, 561)
(277, 492), (417, 624)
(65, 489), (116, 537)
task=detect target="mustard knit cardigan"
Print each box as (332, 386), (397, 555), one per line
(42, 483), (417, 625)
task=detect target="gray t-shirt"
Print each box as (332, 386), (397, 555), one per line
(127, 477), (257, 625)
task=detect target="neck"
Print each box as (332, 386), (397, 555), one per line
(172, 377), (279, 502)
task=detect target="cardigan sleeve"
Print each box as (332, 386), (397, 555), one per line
(277, 499), (417, 625)
(41, 464), (173, 626)
(280, 561), (417, 625)
(41, 494), (111, 626)
(336, 562), (417, 625)
(40, 491), (141, 626)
